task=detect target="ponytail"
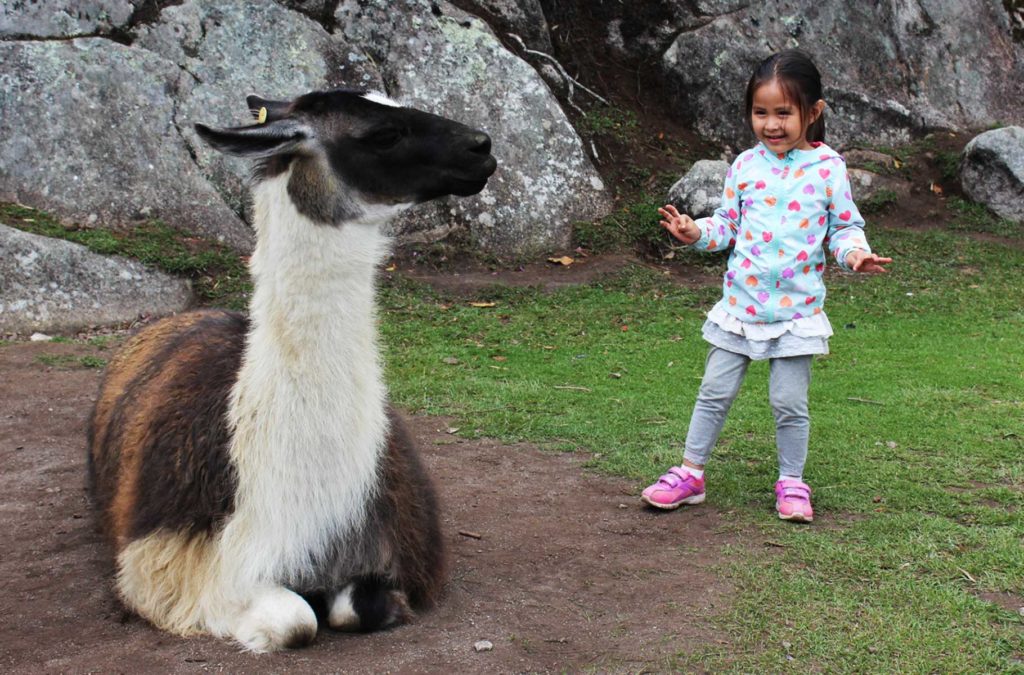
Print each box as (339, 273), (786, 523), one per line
(806, 111), (826, 144)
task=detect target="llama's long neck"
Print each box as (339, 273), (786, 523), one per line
(247, 172), (390, 368)
(222, 171), (393, 586)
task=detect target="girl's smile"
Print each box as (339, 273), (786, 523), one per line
(750, 79), (823, 154)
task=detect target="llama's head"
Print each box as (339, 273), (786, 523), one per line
(195, 89), (497, 224)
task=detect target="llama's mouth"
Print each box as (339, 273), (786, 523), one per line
(447, 176), (491, 197)
(448, 156), (497, 196)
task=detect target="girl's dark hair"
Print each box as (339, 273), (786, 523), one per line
(744, 49), (825, 143)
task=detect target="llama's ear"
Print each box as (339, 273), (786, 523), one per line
(194, 119), (309, 159)
(246, 95), (291, 123)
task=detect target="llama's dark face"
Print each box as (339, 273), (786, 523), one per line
(195, 89), (497, 224)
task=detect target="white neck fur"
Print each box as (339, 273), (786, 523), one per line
(221, 170), (395, 587)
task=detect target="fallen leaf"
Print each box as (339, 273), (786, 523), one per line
(929, 182), (944, 195)
(893, 158), (902, 169)
(547, 255), (575, 266)
(385, 264), (396, 272)
(492, 355), (507, 362)
(469, 301), (496, 308)
(442, 356), (460, 365)
(446, 427), (460, 434)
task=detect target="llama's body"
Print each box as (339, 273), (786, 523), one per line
(88, 89), (493, 651)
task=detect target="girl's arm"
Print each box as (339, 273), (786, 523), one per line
(664, 161), (742, 252)
(826, 161), (877, 271)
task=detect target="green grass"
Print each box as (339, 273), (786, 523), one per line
(1, 202), (252, 309)
(379, 224), (1024, 671)
(948, 196), (1023, 238)
(576, 106), (640, 141)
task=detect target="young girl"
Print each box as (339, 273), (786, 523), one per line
(642, 49), (891, 522)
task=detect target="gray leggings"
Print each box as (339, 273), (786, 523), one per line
(683, 346), (812, 477)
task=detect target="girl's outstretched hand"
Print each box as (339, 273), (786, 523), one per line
(658, 204), (700, 245)
(846, 250), (893, 273)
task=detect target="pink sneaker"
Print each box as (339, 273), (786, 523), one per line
(641, 467), (706, 510)
(775, 479), (813, 522)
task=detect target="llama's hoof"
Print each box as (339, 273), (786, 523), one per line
(327, 578), (411, 632)
(234, 588), (318, 652)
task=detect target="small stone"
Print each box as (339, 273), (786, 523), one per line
(29, 332), (52, 342)
(473, 640), (493, 652)
(886, 441), (898, 449)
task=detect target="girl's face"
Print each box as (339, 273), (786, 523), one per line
(750, 79), (824, 153)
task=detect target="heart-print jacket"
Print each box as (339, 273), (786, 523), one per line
(692, 142), (872, 324)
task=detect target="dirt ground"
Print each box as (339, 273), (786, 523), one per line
(0, 333), (743, 674)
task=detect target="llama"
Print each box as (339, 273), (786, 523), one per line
(87, 88), (496, 652)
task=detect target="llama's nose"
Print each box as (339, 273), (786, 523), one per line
(468, 131), (491, 155)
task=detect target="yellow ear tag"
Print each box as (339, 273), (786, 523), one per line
(257, 107), (268, 124)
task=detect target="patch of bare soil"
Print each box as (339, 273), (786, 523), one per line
(0, 340), (744, 673)
(393, 250), (718, 297)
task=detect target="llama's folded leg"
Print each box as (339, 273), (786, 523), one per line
(230, 587), (318, 652)
(327, 576), (411, 633)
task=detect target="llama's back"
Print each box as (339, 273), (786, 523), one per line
(88, 310), (247, 549)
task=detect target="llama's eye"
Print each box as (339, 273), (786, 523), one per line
(362, 127), (403, 148)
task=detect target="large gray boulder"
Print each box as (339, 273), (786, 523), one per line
(0, 39), (254, 251)
(0, 223), (192, 334)
(660, 0), (1024, 149)
(0, 0), (609, 259)
(0, 0), (135, 38)
(460, 0), (552, 52)
(667, 160), (729, 219)
(961, 126), (1024, 224)
(339, 0), (610, 256)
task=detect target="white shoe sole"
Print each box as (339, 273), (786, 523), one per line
(778, 511), (813, 522)
(641, 493), (706, 510)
